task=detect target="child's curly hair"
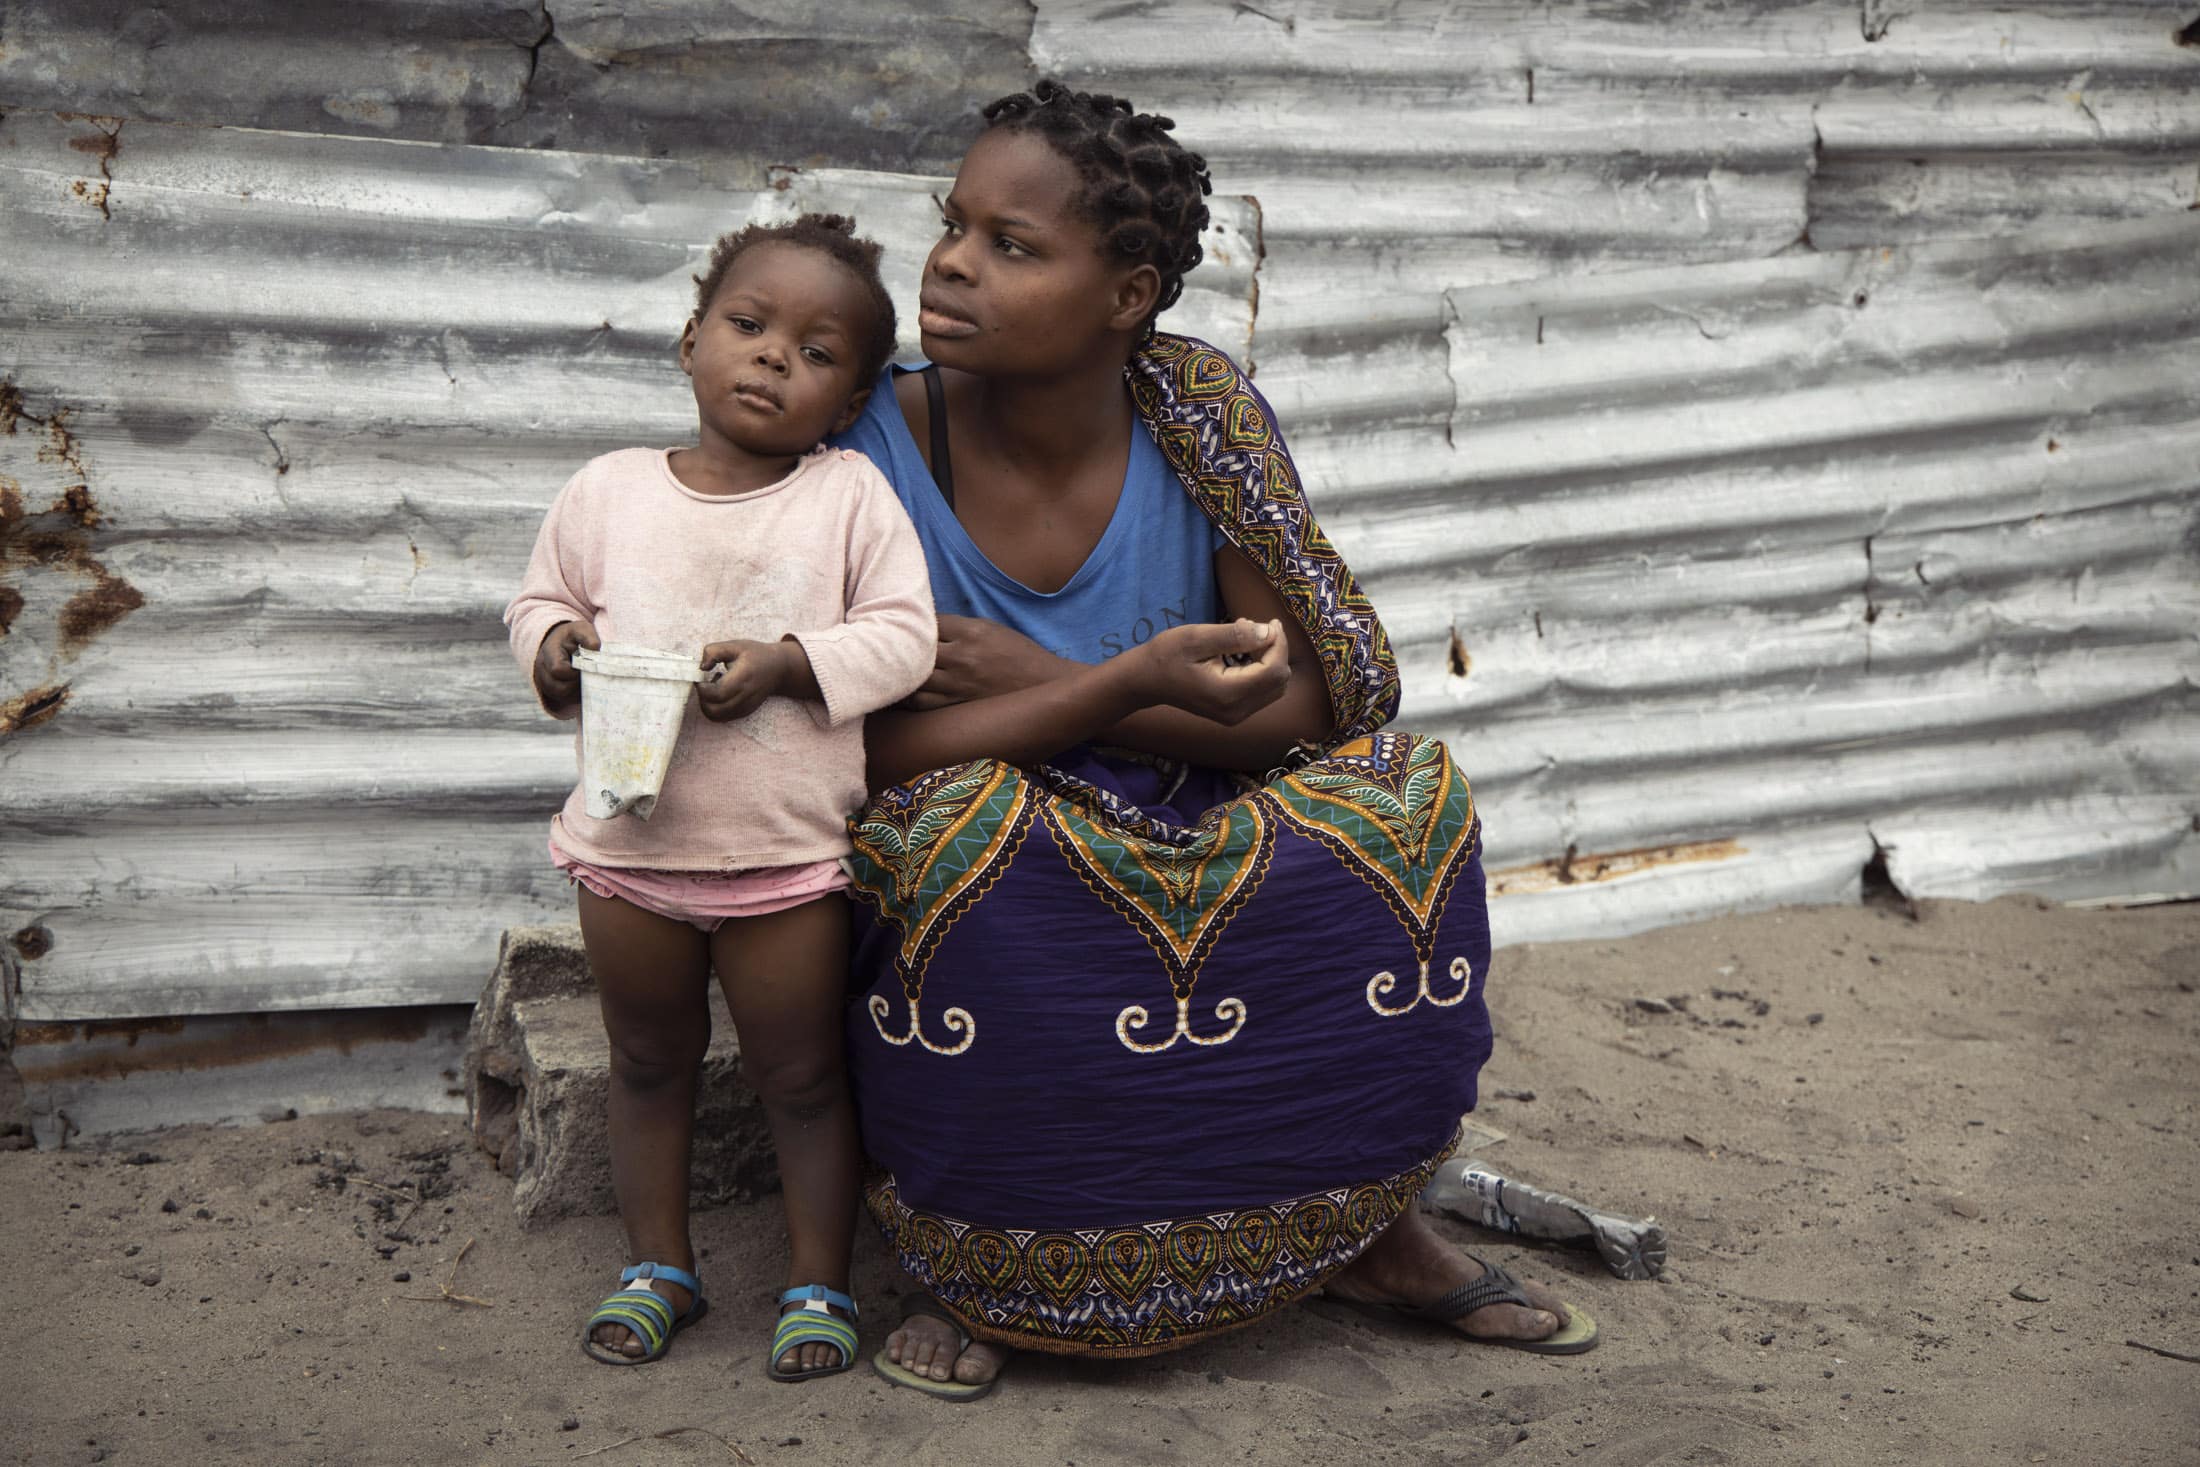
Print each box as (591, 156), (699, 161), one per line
(690, 212), (899, 385)
(980, 79), (1215, 332)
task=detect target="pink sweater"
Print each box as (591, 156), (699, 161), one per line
(505, 446), (935, 870)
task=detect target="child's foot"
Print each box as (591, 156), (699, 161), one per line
(771, 1285), (861, 1380)
(588, 1272), (696, 1360)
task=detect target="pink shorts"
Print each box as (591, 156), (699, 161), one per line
(550, 838), (849, 933)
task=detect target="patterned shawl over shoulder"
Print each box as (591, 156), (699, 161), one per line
(1127, 333), (1400, 742)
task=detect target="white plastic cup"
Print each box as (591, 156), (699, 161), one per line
(570, 644), (704, 821)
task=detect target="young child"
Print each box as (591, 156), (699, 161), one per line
(504, 212), (935, 1375)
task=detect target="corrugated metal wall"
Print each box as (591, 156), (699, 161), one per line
(5, 2), (2197, 1020)
(1038, 0), (2200, 942)
(0, 110), (1254, 1020)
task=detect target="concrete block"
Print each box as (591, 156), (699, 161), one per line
(463, 925), (776, 1226)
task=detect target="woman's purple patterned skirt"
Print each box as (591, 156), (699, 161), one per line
(844, 731), (1494, 1358)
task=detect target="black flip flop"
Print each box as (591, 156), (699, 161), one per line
(1326, 1254), (1600, 1355)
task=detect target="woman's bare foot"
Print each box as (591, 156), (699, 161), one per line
(883, 1302), (1010, 1386)
(589, 1274), (696, 1360)
(1326, 1207), (1570, 1343)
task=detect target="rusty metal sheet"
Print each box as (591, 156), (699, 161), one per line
(0, 110), (1256, 1021)
(0, 0), (1035, 180)
(500, 1), (1036, 175)
(12, 1006), (472, 1145)
(0, 1), (543, 143)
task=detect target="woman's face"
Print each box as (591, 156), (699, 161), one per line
(918, 127), (1156, 377)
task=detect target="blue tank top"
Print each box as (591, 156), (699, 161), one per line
(829, 365), (1221, 664)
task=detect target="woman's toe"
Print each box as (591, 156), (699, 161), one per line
(1467, 1300), (1558, 1341)
(953, 1342), (1004, 1385)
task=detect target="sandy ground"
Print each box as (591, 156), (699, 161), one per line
(5, 895), (2197, 1467)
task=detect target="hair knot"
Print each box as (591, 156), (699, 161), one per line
(980, 77), (1215, 335)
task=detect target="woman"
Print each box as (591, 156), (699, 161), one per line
(830, 81), (1596, 1397)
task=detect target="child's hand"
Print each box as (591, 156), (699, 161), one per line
(697, 639), (799, 722)
(534, 619), (600, 711)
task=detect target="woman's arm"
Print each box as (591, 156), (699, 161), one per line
(864, 618), (1289, 791)
(1094, 547), (1334, 768)
(903, 548), (1336, 775)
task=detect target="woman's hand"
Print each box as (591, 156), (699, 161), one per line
(697, 639), (803, 722)
(1131, 619), (1291, 726)
(534, 619), (600, 712)
(905, 614), (1065, 710)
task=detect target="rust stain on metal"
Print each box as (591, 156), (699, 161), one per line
(13, 1008), (442, 1086)
(0, 391), (144, 662)
(1447, 626), (1472, 679)
(16, 1015), (183, 1044)
(61, 115), (121, 220)
(0, 474), (19, 637)
(0, 682), (70, 735)
(1488, 838), (1747, 897)
(34, 407), (85, 481)
(55, 564), (145, 651)
(55, 484), (102, 529)
(11, 926), (55, 961)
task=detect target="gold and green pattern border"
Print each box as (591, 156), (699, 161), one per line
(848, 760), (1035, 1056)
(864, 1128), (1460, 1360)
(847, 759), (1034, 986)
(1040, 794), (1276, 995)
(1258, 733), (1481, 964)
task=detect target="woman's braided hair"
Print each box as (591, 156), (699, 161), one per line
(689, 212), (899, 385)
(981, 79), (1214, 331)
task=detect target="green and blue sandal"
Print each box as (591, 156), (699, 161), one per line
(768, 1284), (860, 1383)
(581, 1262), (707, 1366)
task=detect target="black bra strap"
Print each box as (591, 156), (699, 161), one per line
(920, 363), (955, 510)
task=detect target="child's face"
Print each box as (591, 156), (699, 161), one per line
(681, 242), (876, 458)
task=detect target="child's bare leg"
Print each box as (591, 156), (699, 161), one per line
(711, 892), (857, 1375)
(578, 885), (713, 1358)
